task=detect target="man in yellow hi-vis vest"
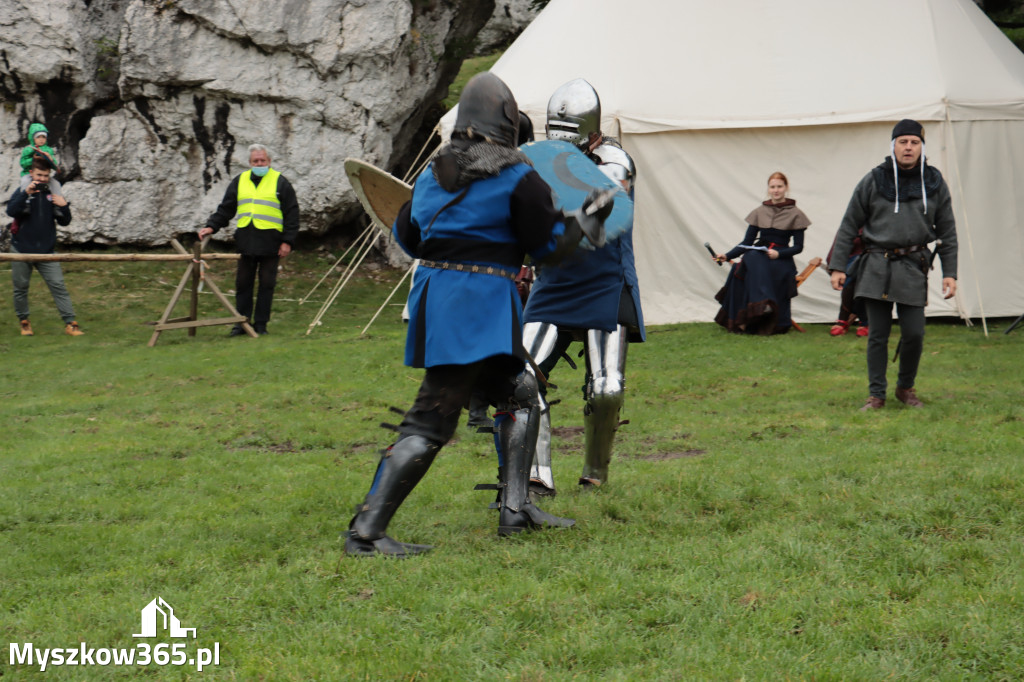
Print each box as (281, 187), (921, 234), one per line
(199, 144), (299, 335)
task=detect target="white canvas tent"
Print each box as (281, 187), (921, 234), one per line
(441, 0), (1024, 326)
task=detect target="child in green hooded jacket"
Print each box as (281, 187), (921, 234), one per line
(20, 123), (58, 176)
(19, 123), (62, 194)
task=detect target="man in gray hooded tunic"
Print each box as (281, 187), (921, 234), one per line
(828, 119), (958, 411)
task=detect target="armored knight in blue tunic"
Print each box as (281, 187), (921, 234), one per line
(522, 79), (645, 495)
(344, 73), (612, 557)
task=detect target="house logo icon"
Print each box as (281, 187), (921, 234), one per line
(132, 597), (196, 638)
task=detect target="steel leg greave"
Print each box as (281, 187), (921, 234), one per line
(581, 326), (628, 486)
(581, 392), (622, 485)
(496, 407), (536, 515)
(522, 321), (561, 493)
(495, 373), (574, 535)
(345, 434), (441, 557)
(529, 407), (555, 493)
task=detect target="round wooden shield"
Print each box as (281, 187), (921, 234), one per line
(344, 158), (413, 230)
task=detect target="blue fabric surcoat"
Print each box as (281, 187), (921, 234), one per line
(523, 226), (646, 342)
(395, 162), (566, 368)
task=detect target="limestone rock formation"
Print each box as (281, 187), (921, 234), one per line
(1, 0), (494, 249)
(475, 0), (541, 55)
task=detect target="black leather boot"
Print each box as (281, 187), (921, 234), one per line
(345, 435), (441, 557)
(496, 406), (574, 536)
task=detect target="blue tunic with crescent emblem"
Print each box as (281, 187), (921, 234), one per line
(524, 228), (645, 341)
(520, 140), (645, 341)
(523, 190), (646, 344)
(394, 162), (568, 368)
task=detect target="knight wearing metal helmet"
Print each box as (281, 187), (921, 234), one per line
(344, 73), (614, 557)
(545, 78), (636, 193)
(522, 78), (644, 495)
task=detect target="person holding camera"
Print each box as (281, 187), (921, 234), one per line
(5, 157), (83, 336)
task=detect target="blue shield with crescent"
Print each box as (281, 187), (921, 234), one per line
(520, 140), (633, 241)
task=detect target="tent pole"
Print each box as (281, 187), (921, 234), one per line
(361, 262), (415, 336)
(304, 224), (382, 334)
(944, 105), (988, 337)
(299, 221), (375, 305)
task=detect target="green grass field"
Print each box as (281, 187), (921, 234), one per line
(2, 249), (1023, 680)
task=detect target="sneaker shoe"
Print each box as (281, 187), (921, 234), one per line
(20, 319), (33, 336)
(860, 396), (885, 411)
(64, 322), (84, 336)
(895, 386), (924, 407)
(856, 325), (869, 337)
(829, 320), (849, 336)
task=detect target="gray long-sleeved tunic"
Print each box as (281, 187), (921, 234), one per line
(827, 163), (957, 307)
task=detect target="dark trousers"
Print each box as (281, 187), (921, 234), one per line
(235, 254), (279, 326)
(863, 298), (925, 399)
(399, 358), (523, 445)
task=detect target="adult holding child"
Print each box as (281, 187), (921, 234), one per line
(713, 171), (811, 335)
(6, 157), (83, 336)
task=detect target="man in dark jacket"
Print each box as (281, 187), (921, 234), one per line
(828, 119), (958, 410)
(6, 157), (83, 336)
(198, 144), (299, 335)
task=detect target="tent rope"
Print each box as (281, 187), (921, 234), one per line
(403, 124), (442, 183)
(305, 222), (384, 334)
(361, 261), (416, 336)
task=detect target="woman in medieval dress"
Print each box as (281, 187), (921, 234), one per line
(713, 171), (811, 335)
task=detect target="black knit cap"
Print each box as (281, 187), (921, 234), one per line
(892, 119), (924, 141)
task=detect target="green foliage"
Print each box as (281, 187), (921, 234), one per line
(94, 36), (120, 82)
(1002, 26), (1024, 52)
(981, 1), (1024, 52)
(443, 52), (502, 110)
(94, 37), (119, 57)
(2, 252), (1024, 679)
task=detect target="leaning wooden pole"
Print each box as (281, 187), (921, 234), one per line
(189, 241), (202, 337)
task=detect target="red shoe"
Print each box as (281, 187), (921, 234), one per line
(830, 320), (850, 336)
(856, 326), (869, 337)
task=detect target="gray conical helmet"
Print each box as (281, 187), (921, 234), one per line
(453, 72), (519, 148)
(546, 78), (601, 147)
